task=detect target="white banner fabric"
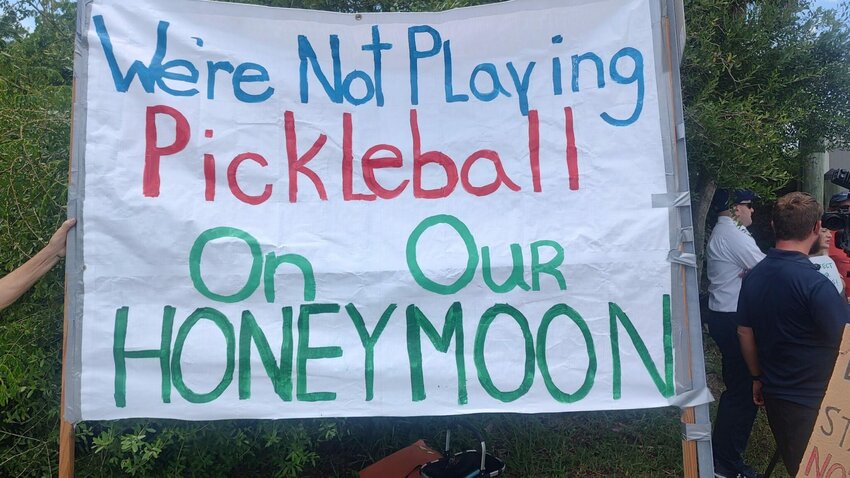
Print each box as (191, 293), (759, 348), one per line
(76, 0), (703, 420)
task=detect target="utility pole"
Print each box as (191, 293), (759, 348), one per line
(803, 148), (828, 205)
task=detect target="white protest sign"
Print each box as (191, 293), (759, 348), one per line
(71, 0), (708, 420)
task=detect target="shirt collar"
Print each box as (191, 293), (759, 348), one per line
(767, 248), (817, 268)
(717, 215), (750, 234)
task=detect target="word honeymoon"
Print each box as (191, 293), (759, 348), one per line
(112, 216), (674, 408)
(113, 298), (674, 408)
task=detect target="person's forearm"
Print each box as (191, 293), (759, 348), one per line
(737, 326), (761, 377)
(0, 246), (61, 310)
(0, 219), (75, 311)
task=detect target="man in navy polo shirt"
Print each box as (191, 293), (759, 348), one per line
(737, 192), (849, 476)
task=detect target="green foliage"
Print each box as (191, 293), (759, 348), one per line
(683, 1), (850, 193)
(681, 0), (850, 256)
(0, 1), (73, 476)
(74, 419), (337, 477)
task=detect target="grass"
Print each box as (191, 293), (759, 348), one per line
(309, 409), (683, 477)
(291, 328), (790, 477)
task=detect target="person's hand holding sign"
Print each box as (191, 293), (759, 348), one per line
(45, 219), (76, 258)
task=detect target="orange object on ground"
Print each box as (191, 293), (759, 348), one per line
(360, 439), (443, 478)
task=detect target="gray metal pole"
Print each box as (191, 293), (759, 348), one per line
(661, 1), (715, 476)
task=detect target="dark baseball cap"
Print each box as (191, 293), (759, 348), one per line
(711, 188), (758, 212)
(731, 189), (757, 203)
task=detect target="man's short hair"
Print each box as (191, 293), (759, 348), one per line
(773, 192), (822, 241)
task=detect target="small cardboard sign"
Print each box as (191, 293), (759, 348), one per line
(797, 325), (850, 477)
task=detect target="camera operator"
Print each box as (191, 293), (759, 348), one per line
(826, 191), (850, 299)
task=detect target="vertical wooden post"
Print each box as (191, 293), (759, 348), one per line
(59, 285), (75, 477)
(678, 259), (699, 478)
(59, 340), (74, 478)
(681, 407), (699, 477)
(59, 71), (77, 477)
(678, 260), (699, 478)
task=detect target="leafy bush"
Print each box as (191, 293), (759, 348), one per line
(0, 2), (73, 476)
(75, 419), (338, 477)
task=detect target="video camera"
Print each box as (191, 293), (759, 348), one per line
(823, 168), (850, 253)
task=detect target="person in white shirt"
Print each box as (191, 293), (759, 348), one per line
(705, 189), (765, 478)
(809, 227), (845, 295)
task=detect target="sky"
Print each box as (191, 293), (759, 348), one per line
(812, 0), (842, 7)
(812, 0), (849, 25)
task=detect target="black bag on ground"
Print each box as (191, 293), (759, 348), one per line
(419, 421), (505, 478)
